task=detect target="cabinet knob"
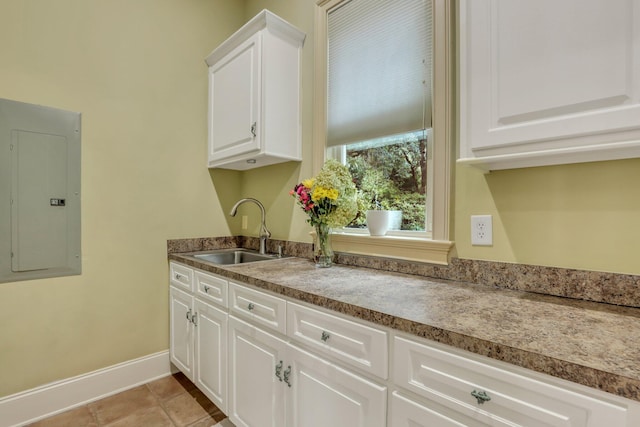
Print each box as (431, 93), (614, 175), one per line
(283, 365), (292, 388)
(204, 285), (210, 293)
(250, 122), (257, 137)
(321, 331), (330, 342)
(175, 273), (182, 280)
(275, 360), (283, 381)
(248, 303), (255, 311)
(471, 390), (491, 404)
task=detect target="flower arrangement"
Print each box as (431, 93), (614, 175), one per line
(290, 159), (358, 228)
(290, 159), (357, 267)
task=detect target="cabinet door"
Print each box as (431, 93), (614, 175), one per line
(208, 33), (261, 163)
(460, 0), (640, 169)
(286, 344), (387, 427)
(194, 299), (228, 413)
(228, 315), (286, 427)
(169, 286), (194, 380)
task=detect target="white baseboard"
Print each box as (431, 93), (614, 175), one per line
(0, 350), (172, 427)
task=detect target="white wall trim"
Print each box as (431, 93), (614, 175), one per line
(0, 350), (172, 427)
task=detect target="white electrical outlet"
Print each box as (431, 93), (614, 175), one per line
(471, 215), (493, 246)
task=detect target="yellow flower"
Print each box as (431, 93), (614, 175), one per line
(312, 186), (339, 201)
(302, 178), (315, 189)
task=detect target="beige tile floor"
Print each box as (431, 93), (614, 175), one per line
(27, 372), (230, 427)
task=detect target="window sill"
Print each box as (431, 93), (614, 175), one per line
(329, 232), (454, 265)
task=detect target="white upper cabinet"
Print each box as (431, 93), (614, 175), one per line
(459, 0), (640, 171)
(205, 10), (305, 170)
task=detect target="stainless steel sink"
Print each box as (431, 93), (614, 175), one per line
(192, 249), (283, 265)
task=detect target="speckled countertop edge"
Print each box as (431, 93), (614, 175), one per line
(168, 251), (640, 402)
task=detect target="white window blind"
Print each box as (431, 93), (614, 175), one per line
(327, 0), (432, 148)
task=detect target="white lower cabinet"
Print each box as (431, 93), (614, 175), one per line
(228, 283), (387, 427)
(169, 263), (228, 413)
(169, 262), (640, 427)
(228, 315), (387, 427)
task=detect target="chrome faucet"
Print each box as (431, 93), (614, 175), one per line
(229, 198), (272, 255)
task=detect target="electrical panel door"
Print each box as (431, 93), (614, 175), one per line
(11, 130), (69, 271)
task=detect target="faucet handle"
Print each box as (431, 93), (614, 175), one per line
(260, 224), (272, 238)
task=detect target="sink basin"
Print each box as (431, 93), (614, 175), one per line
(193, 249), (282, 265)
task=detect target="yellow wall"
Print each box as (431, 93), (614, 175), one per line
(455, 159), (640, 275)
(0, 0), (244, 397)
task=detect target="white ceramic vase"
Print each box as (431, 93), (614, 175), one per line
(366, 210), (391, 236)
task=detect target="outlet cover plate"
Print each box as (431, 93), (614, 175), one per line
(471, 215), (493, 246)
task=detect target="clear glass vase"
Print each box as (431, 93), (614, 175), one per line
(314, 223), (333, 268)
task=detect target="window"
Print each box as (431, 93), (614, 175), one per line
(314, 0), (454, 264)
(329, 130), (432, 235)
(327, 0), (432, 234)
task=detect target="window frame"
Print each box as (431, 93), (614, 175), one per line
(313, 0), (454, 265)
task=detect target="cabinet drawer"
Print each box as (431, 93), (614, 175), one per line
(390, 391), (467, 427)
(195, 270), (227, 308)
(287, 302), (388, 379)
(229, 282), (286, 334)
(170, 262), (193, 291)
(393, 336), (628, 427)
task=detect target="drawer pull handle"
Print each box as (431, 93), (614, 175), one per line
(471, 390), (491, 404)
(248, 303), (255, 311)
(250, 122), (257, 137)
(204, 285), (210, 293)
(275, 360), (283, 381)
(186, 309), (192, 322)
(321, 331), (330, 342)
(191, 312), (198, 326)
(175, 273), (182, 280)
(283, 365), (292, 388)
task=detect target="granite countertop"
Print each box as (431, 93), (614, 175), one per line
(168, 252), (640, 402)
